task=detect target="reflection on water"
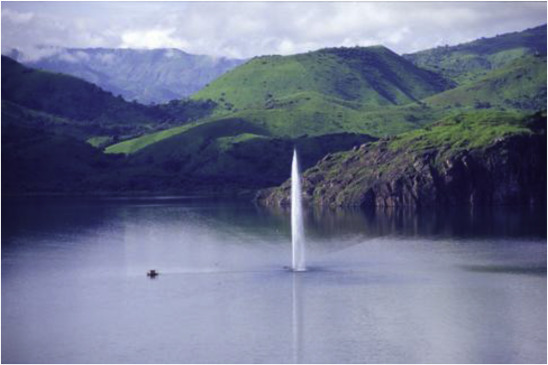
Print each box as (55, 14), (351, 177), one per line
(292, 274), (303, 364)
(311, 205), (545, 239)
(2, 196), (546, 363)
(3, 196), (545, 244)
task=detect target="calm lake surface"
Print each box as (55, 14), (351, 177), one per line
(2, 196), (546, 363)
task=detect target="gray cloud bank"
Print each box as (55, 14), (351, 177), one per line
(2, 2), (546, 61)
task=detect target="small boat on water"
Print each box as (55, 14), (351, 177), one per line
(147, 269), (159, 278)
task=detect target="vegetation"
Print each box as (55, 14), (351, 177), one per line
(193, 46), (452, 113)
(2, 56), (153, 124)
(387, 110), (534, 153)
(2, 123), (119, 193)
(2, 25), (546, 197)
(104, 122), (204, 154)
(259, 110), (546, 207)
(404, 24), (547, 85)
(103, 45), (456, 154)
(1, 56), (217, 145)
(109, 130), (377, 192)
(21, 47), (245, 104)
(424, 55), (547, 111)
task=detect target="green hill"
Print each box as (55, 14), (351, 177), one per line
(110, 48), (545, 157)
(105, 26), (548, 156)
(105, 91), (446, 156)
(253, 27), (547, 207)
(112, 124), (377, 192)
(202, 91), (439, 138)
(424, 55), (547, 111)
(258, 110), (546, 207)
(2, 122), (118, 194)
(104, 121), (204, 154)
(1, 55), (154, 125)
(194, 45), (452, 112)
(106, 45), (454, 155)
(1, 57), (219, 194)
(104, 27), (545, 189)
(1, 56), (216, 144)
(404, 24), (547, 85)
(3, 25), (546, 196)
(2, 100), (92, 140)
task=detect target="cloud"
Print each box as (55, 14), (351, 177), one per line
(1, 6), (120, 61)
(54, 50), (90, 63)
(121, 28), (189, 49)
(92, 52), (114, 65)
(2, 8), (34, 24)
(1, 2), (546, 60)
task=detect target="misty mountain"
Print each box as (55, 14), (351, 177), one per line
(10, 47), (245, 104)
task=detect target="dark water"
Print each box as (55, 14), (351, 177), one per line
(2, 197), (546, 363)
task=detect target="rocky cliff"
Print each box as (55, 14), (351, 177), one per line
(257, 111), (546, 208)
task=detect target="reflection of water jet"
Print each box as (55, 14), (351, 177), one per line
(291, 149), (306, 272)
(292, 273), (303, 363)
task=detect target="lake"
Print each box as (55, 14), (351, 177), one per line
(2, 196), (546, 363)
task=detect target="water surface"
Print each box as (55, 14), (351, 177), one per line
(2, 197), (546, 363)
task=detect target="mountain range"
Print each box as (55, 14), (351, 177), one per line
(6, 47), (245, 104)
(2, 24), (546, 205)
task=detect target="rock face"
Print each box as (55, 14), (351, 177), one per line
(257, 113), (546, 208)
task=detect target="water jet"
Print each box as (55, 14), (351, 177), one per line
(291, 149), (306, 272)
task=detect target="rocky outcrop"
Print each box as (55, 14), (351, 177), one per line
(257, 114), (546, 208)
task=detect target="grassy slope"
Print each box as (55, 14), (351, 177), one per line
(104, 94), (441, 155)
(111, 128), (377, 191)
(260, 110), (544, 207)
(106, 46), (453, 154)
(199, 93), (428, 138)
(106, 51), (545, 156)
(1, 56), (154, 124)
(109, 25), (546, 156)
(313, 110), (535, 178)
(386, 110), (533, 153)
(1, 96), (161, 144)
(1, 100), (90, 139)
(404, 24), (547, 84)
(193, 46), (451, 112)
(424, 55), (547, 111)
(2, 56), (218, 146)
(327, 110), (544, 207)
(104, 121), (203, 154)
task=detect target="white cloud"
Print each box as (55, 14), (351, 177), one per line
(96, 52), (115, 64)
(121, 28), (188, 50)
(4, 46), (63, 63)
(1, 8), (33, 24)
(278, 39), (296, 55)
(1, 2), (546, 60)
(53, 50), (91, 63)
(56, 51), (79, 63)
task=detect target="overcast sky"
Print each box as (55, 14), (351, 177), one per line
(2, 1), (546, 60)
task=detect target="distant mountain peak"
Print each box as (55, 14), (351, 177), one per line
(10, 47), (245, 104)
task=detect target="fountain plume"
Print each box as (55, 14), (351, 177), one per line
(291, 149), (306, 271)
